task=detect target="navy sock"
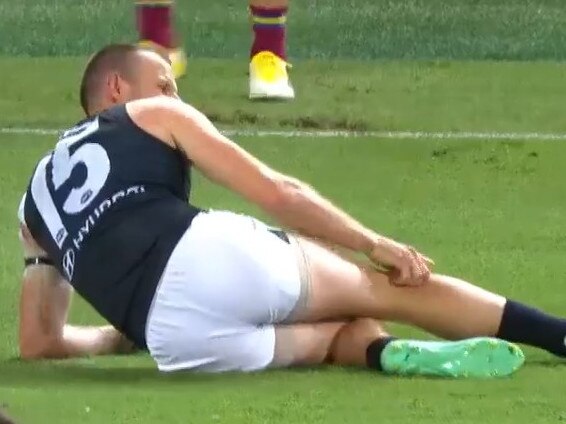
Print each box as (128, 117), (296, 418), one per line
(497, 299), (566, 357)
(366, 337), (397, 371)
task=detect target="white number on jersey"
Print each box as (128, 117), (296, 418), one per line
(28, 117), (111, 249)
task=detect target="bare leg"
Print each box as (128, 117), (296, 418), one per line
(272, 322), (345, 366)
(294, 237), (506, 340)
(273, 315), (525, 379)
(328, 318), (390, 366)
(272, 319), (388, 367)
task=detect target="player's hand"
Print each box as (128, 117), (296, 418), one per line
(367, 237), (434, 286)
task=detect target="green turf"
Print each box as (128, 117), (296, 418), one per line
(3, 0), (566, 60)
(3, 57), (566, 133)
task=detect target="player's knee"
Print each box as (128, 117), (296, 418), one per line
(301, 323), (346, 365)
(329, 318), (386, 367)
(274, 323), (345, 367)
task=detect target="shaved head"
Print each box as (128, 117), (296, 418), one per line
(79, 44), (178, 116)
(79, 44), (141, 115)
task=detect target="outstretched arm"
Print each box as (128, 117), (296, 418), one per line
(126, 96), (432, 285)
(18, 224), (135, 360)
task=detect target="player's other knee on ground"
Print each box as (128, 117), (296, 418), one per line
(272, 322), (346, 367)
(328, 318), (388, 367)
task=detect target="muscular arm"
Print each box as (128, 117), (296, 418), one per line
(18, 225), (135, 359)
(127, 97), (380, 255)
(126, 96), (432, 284)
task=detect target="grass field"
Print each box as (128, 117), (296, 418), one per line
(3, 0), (566, 60)
(2, 58), (566, 423)
(2, 0), (566, 422)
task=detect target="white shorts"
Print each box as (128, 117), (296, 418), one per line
(145, 210), (310, 373)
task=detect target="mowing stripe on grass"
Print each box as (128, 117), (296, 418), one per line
(3, 127), (566, 141)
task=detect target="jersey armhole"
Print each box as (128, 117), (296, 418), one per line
(120, 102), (183, 157)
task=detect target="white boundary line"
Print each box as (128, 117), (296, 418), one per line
(2, 126), (566, 141)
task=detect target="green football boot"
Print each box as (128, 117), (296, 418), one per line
(380, 337), (525, 378)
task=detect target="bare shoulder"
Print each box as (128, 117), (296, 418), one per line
(125, 96), (203, 149)
(125, 96), (176, 148)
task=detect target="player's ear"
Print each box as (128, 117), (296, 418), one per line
(107, 72), (123, 104)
